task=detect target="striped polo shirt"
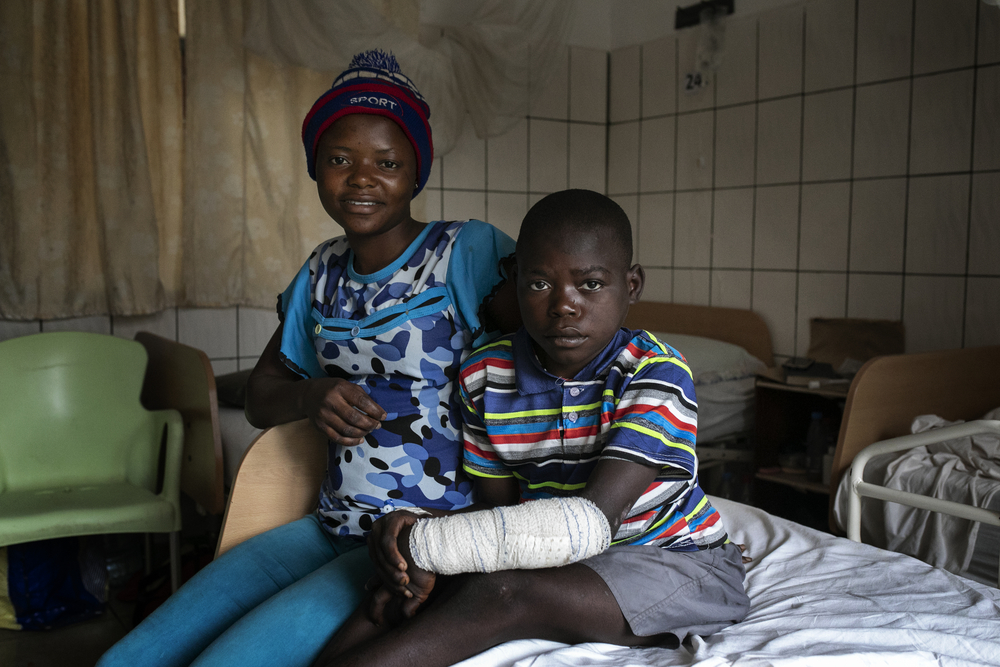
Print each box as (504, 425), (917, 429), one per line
(459, 327), (728, 552)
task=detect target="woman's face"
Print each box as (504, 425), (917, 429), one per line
(315, 114), (418, 243)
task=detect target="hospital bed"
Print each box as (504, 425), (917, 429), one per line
(828, 344), (1000, 587)
(212, 309), (1000, 666)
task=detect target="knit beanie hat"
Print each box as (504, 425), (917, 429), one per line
(302, 50), (433, 198)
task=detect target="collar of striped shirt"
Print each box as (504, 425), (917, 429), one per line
(512, 326), (634, 395)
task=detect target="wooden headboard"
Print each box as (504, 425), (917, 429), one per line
(827, 344), (1000, 532)
(625, 301), (774, 366)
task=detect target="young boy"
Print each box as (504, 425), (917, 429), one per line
(315, 189), (750, 667)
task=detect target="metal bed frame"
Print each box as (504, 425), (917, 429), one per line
(846, 419), (1000, 586)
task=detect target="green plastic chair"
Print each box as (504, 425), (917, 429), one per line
(0, 332), (184, 591)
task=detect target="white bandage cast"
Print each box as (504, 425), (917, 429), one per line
(407, 497), (611, 575)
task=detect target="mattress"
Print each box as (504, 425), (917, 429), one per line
(454, 497), (1000, 667)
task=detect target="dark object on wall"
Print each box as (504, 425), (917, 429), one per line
(675, 0), (734, 30)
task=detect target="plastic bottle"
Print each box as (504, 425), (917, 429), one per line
(822, 445), (835, 486)
(805, 411), (827, 481)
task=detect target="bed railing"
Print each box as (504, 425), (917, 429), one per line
(846, 419), (1000, 586)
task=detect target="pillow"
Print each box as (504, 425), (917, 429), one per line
(648, 332), (766, 386)
(214, 369), (253, 408)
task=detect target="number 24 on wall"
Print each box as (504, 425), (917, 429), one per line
(685, 72), (708, 92)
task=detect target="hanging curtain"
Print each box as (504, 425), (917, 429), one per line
(0, 0), (183, 320)
(181, 0), (572, 309)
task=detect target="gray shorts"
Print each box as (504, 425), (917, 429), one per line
(580, 542), (750, 639)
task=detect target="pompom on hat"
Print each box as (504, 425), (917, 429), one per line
(302, 50), (433, 198)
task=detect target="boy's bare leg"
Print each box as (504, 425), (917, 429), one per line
(311, 591), (389, 666)
(316, 563), (672, 667)
(312, 586), (419, 666)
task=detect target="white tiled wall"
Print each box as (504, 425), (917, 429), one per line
(4, 2), (998, 363)
(616, 0), (1000, 358)
(0, 306), (276, 377)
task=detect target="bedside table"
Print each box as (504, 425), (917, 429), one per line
(751, 376), (848, 530)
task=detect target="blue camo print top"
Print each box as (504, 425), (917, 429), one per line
(277, 220), (515, 538)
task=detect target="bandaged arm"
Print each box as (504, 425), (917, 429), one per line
(407, 496), (612, 575)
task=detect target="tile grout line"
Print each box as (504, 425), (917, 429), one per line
(898, 0), (918, 334)
(792, 5), (806, 356)
(960, 0), (983, 348)
(844, 0), (861, 319)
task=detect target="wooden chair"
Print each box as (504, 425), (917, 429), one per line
(215, 419), (326, 557)
(135, 332), (226, 515)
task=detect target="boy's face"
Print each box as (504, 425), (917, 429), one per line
(516, 227), (644, 379)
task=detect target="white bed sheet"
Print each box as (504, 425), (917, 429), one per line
(455, 497), (1000, 667)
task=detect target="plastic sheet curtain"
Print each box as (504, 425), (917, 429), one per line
(243, 0), (573, 151)
(0, 0), (183, 320)
(182, 0), (571, 309)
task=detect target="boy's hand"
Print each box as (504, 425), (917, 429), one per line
(368, 511), (418, 595)
(302, 378), (387, 446)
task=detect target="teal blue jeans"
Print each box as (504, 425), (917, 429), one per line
(97, 514), (372, 667)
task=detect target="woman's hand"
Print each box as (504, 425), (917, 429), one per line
(368, 511), (418, 595)
(244, 324), (386, 443)
(367, 523), (437, 625)
(301, 377), (386, 446)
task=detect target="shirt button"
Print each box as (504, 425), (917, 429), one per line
(568, 412), (578, 423)
(351, 325), (361, 336)
(314, 324), (322, 335)
(569, 387), (581, 397)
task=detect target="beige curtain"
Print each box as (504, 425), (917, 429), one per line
(0, 0), (571, 316)
(0, 0), (183, 320)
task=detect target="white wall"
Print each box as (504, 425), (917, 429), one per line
(420, 0), (811, 51)
(0, 307), (275, 377)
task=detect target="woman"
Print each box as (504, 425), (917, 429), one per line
(98, 50), (518, 667)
